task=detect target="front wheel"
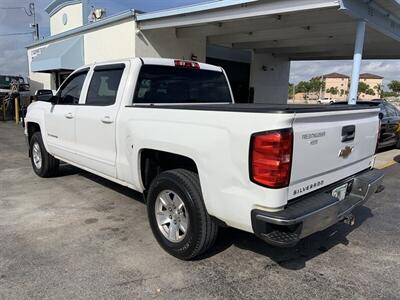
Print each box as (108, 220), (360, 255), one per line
(147, 169), (218, 260)
(30, 132), (59, 177)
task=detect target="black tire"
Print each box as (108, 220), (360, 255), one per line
(30, 132), (59, 177)
(147, 169), (218, 260)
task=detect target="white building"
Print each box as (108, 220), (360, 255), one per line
(27, 0), (400, 104)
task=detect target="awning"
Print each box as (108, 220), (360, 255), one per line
(31, 36), (84, 72)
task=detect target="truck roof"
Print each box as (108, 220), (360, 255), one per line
(79, 57), (224, 73)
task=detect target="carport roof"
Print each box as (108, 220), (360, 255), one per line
(136, 0), (259, 21)
(137, 0), (400, 60)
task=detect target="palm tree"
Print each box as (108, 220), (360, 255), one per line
(374, 84), (384, 98)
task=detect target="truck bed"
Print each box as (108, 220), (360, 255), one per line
(131, 103), (378, 114)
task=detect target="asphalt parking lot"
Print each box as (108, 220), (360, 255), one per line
(1, 122), (399, 299)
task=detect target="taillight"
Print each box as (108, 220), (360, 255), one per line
(250, 128), (293, 188)
(174, 60), (200, 69)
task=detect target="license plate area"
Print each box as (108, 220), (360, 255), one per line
(331, 183), (349, 201)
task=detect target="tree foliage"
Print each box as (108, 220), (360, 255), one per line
(288, 83), (295, 98)
(388, 80), (400, 93)
(309, 77), (325, 93)
(374, 84), (384, 98)
(358, 82), (375, 96)
(294, 78), (325, 99)
(295, 81), (311, 94)
(326, 87), (339, 95)
(382, 91), (399, 98)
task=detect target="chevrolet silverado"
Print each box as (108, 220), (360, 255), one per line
(25, 58), (384, 260)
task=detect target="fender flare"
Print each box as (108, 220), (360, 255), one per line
(26, 115), (51, 153)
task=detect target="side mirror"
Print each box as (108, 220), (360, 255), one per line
(379, 112), (384, 120)
(49, 95), (59, 105)
(34, 89), (54, 102)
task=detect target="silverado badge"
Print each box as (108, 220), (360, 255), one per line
(339, 146), (353, 158)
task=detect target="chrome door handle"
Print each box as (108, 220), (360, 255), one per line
(101, 116), (114, 124)
(65, 112), (73, 119)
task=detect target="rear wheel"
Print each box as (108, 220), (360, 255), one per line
(30, 132), (59, 177)
(147, 169), (218, 260)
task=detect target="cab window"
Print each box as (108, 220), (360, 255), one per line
(58, 71), (88, 105)
(85, 64), (125, 106)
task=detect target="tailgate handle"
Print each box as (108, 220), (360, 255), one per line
(342, 125), (355, 142)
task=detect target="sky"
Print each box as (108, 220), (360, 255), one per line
(1, 0), (400, 87)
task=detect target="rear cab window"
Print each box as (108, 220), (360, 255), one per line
(133, 64), (232, 104)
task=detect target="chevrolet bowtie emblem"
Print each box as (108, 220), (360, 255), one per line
(339, 146), (353, 158)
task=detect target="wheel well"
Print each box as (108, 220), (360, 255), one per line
(27, 122), (41, 143)
(140, 149), (198, 189)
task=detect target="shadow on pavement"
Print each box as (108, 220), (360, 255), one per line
(56, 163), (81, 177)
(196, 205), (373, 270)
(55, 163), (373, 270)
(56, 164), (145, 203)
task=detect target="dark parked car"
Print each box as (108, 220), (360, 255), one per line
(333, 99), (400, 149)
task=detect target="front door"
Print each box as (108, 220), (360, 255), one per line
(74, 63), (126, 177)
(45, 70), (88, 160)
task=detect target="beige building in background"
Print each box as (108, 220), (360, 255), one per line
(293, 72), (384, 102)
(359, 73), (384, 100)
(319, 72), (383, 101)
(322, 72), (350, 100)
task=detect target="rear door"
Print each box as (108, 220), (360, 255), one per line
(289, 108), (379, 200)
(45, 70), (88, 160)
(74, 63), (127, 177)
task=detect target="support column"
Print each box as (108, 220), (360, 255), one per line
(82, 0), (91, 25)
(348, 20), (366, 104)
(249, 53), (290, 104)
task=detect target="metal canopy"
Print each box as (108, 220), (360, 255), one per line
(31, 36), (84, 73)
(137, 0), (400, 60)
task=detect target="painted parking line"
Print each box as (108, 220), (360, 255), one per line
(375, 161), (397, 169)
(374, 149), (400, 169)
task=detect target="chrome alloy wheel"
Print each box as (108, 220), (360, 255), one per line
(32, 142), (42, 170)
(155, 190), (189, 243)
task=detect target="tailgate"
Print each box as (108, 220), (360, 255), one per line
(289, 108), (380, 200)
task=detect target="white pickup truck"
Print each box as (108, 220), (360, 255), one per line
(25, 58), (384, 260)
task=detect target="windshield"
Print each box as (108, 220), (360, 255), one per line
(133, 65), (232, 104)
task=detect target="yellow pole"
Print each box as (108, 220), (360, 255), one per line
(15, 97), (20, 124)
